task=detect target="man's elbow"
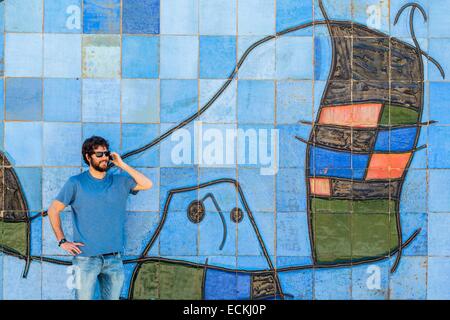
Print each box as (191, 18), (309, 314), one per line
(141, 179), (153, 190)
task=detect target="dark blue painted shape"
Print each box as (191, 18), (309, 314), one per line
(374, 127), (418, 152)
(123, 0), (160, 34)
(83, 0), (121, 34)
(309, 146), (369, 179)
(204, 269), (251, 300)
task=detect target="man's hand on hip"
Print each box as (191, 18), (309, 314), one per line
(60, 241), (85, 255)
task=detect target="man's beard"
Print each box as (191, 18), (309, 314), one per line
(91, 159), (108, 172)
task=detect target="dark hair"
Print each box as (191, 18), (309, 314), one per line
(82, 136), (110, 165)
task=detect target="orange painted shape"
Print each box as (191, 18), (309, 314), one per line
(365, 153), (412, 180)
(318, 103), (383, 128)
(310, 178), (331, 196)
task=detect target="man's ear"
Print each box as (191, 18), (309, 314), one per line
(85, 153), (91, 165)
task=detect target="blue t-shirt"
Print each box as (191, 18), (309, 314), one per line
(54, 170), (138, 256)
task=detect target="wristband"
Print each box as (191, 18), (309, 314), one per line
(58, 238), (67, 247)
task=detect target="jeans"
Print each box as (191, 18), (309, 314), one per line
(72, 252), (125, 300)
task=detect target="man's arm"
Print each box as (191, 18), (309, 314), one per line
(110, 152), (153, 191)
(47, 200), (84, 255)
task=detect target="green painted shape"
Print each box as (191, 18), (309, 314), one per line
(312, 198), (396, 214)
(133, 261), (204, 300)
(311, 198), (399, 263)
(380, 105), (419, 125)
(0, 220), (28, 256)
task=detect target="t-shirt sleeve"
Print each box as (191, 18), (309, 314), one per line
(121, 173), (139, 196)
(54, 178), (77, 207)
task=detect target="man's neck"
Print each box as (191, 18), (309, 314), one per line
(89, 166), (107, 179)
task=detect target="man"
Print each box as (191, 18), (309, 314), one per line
(47, 136), (153, 300)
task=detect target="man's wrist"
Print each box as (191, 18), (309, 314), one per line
(58, 238), (67, 247)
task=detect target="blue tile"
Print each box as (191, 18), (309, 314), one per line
(314, 0), (352, 21)
(277, 124), (309, 168)
(277, 212), (310, 257)
(0, 34), (4, 75)
(159, 211), (198, 256)
(161, 80), (198, 123)
(429, 213), (450, 256)
(389, 256), (427, 299)
(5, 33), (43, 77)
(200, 36), (236, 79)
(160, 0), (198, 35)
(430, 82), (450, 125)
(399, 170), (427, 213)
(276, 37), (313, 80)
(160, 36), (199, 79)
(429, 38), (450, 81)
(43, 79), (81, 122)
(199, 0), (236, 35)
(44, 34), (81, 77)
(239, 211), (275, 256)
(199, 80), (237, 123)
(429, 169), (450, 212)
(83, 0), (121, 34)
(44, 0), (82, 33)
(30, 215), (42, 256)
(42, 259), (76, 299)
(122, 36), (159, 78)
(310, 147), (369, 179)
(3, 255), (41, 299)
(351, 261), (390, 300)
(238, 0), (275, 36)
(15, 167), (42, 211)
(126, 168), (159, 211)
(200, 123), (237, 168)
(276, 168), (307, 212)
(352, 0), (389, 33)
(82, 123), (121, 159)
(43, 167), (81, 209)
(314, 36), (332, 80)
(237, 36), (275, 79)
(0, 78), (5, 120)
(5, 122), (43, 166)
(400, 212), (427, 256)
(0, 1), (4, 33)
(122, 79), (159, 123)
(277, 81), (314, 123)
(124, 211), (160, 255)
(82, 79), (121, 122)
(428, 257), (450, 300)
(374, 127), (417, 152)
(121, 124), (160, 167)
(276, 0), (313, 36)
(5, 0), (43, 32)
(390, 0), (429, 38)
(314, 268), (351, 300)
(204, 269), (251, 300)
(44, 123), (82, 166)
(160, 167), (198, 211)
(428, 126), (450, 169)
(238, 80), (274, 124)
(237, 168), (274, 212)
(6, 78), (42, 121)
(123, 0), (160, 34)
(82, 35), (121, 78)
(278, 268), (313, 300)
(199, 208), (237, 257)
(159, 122), (195, 167)
(236, 124), (277, 171)
(429, 0), (450, 37)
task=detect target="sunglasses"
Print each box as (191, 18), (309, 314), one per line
(91, 151), (111, 158)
